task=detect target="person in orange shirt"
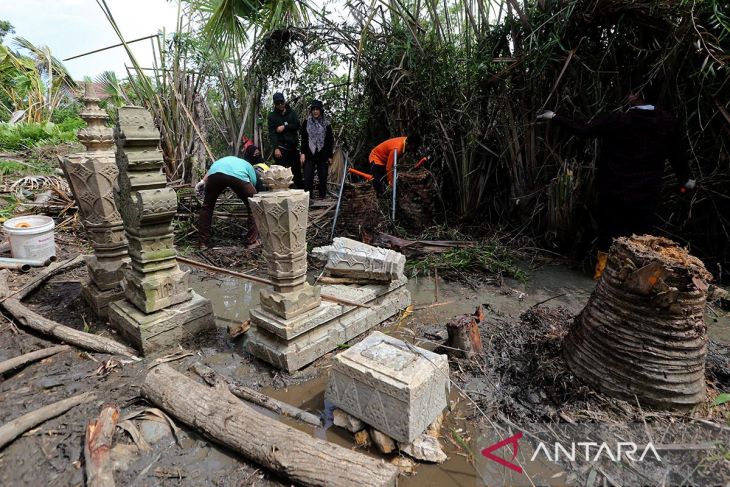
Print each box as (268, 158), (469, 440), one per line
(368, 133), (421, 194)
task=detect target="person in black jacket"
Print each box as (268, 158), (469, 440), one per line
(267, 92), (302, 188)
(537, 93), (696, 279)
(300, 100), (334, 199)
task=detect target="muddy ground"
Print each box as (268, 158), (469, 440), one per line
(1, 222), (729, 486)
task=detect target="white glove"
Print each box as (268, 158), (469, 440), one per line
(195, 180), (206, 198)
(536, 110), (556, 120)
(683, 179), (696, 190)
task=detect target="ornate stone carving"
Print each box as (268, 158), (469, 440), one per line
(312, 237), (406, 282)
(325, 331), (449, 443)
(249, 168), (321, 318)
(260, 164), (294, 191)
(60, 83), (129, 316)
(107, 106), (214, 354)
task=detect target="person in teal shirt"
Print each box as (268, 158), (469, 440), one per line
(197, 153), (259, 248)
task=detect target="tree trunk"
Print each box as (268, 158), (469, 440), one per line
(564, 236), (712, 410)
(446, 305), (484, 359)
(0, 392), (94, 450)
(84, 403), (119, 487)
(2, 298), (138, 359)
(191, 363), (321, 427)
(142, 364), (399, 487)
(0, 345), (70, 375)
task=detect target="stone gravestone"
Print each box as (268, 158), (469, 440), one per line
(246, 167), (411, 372)
(326, 331), (449, 443)
(60, 83), (130, 317)
(311, 237), (406, 282)
(107, 106), (214, 354)
(249, 165), (322, 319)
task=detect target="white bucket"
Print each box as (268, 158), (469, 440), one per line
(3, 215), (56, 261)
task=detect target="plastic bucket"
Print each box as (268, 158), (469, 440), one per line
(3, 215), (56, 260)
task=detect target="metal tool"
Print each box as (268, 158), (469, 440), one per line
(330, 153), (350, 241)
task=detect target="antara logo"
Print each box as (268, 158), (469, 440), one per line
(481, 432), (662, 473)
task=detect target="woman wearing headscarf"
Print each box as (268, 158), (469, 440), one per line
(299, 100), (334, 199)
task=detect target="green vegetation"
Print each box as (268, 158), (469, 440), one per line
(0, 119), (83, 151)
(407, 242), (527, 282)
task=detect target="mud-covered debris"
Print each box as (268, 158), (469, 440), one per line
(333, 408), (365, 433)
(398, 434), (447, 463)
(370, 428), (396, 454)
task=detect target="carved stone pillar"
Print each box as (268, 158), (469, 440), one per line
(60, 83), (129, 317)
(249, 166), (321, 319)
(107, 106), (214, 354)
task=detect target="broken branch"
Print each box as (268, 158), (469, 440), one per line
(191, 363), (322, 427)
(0, 392), (94, 450)
(0, 345), (71, 375)
(85, 403), (120, 487)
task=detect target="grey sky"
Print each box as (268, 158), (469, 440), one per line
(2, 0), (180, 79)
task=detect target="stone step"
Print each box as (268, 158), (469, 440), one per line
(247, 287), (411, 372)
(250, 276), (408, 340)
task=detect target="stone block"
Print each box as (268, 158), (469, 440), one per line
(311, 237), (406, 282)
(259, 282), (321, 320)
(124, 267), (191, 314)
(250, 277), (408, 340)
(325, 331), (449, 444)
(81, 280), (125, 319)
(247, 287), (411, 372)
(333, 408), (365, 433)
(108, 291), (214, 355)
(86, 254), (129, 291)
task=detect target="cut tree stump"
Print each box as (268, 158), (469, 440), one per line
(142, 364), (398, 487)
(446, 305), (484, 359)
(191, 363), (322, 427)
(564, 236), (712, 410)
(84, 403), (120, 487)
(0, 345), (71, 375)
(0, 392), (94, 450)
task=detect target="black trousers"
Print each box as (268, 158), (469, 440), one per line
(304, 157), (328, 198)
(370, 162), (387, 195)
(596, 198), (657, 252)
(199, 173), (258, 247)
(275, 147), (303, 189)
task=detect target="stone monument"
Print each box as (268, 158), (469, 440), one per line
(60, 83), (130, 317)
(326, 331), (449, 444)
(311, 237), (406, 282)
(247, 168), (411, 372)
(249, 165), (322, 319)
(107, 106), (214, 354)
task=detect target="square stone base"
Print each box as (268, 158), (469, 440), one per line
(325, 330), (450, 443)
(81, 280), (125, 319)
(259, 282), (321, 319)
(247, 286), (411, 372)
(108, 291), (214, 355)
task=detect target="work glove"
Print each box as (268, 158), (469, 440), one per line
(536, 110), (556, 120)
(683, 179), (696, 191)
(195, 180), (206, 198)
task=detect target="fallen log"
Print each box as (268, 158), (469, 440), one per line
(191, 363), (322, 427)
(0, 392), (94, 450)
(0, 345), (71, 375)
(1, 298), (139, 359)
(446, 305), (484, 359)
(143, 364), (398, 487)
(84, 403), (120, 487)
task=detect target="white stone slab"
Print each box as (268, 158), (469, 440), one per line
(325, 331), (449, 443)
(247, 287), (411, 372)
(250, 276), (407, 340)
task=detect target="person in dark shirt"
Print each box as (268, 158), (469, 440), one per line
(300, 100), (334, 199)
(267, 92), (302, 188)
(537, 94), (696, 279)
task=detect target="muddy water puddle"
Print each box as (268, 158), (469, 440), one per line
(186, 265), (730, 485)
